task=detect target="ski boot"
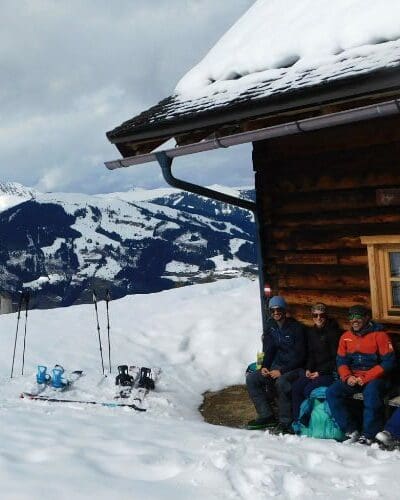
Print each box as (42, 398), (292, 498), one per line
(51, 365), (68, 391)
(115, 365), (135, 398)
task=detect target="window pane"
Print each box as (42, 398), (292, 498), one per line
(392, 282), (400, 308)
(389, 252), (400, 278)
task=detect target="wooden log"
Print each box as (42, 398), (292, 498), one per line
(274, 207), (400, 226)
(280, 289), (371, 309)
(272, 172), (400, 197)
(270, 223), (400, 251)
(261, 140), (400, 174)
(272, 236), (362, 251)
(277, 268), (370, 291)
(338, 253), (368, 266)
(257, 115), (400, 159)
(273, 251), (368, 266)
(273, 189), (375, 214)
(276, 253), (338, 265)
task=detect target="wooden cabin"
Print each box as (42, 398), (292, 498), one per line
(105, 3), (400, 333)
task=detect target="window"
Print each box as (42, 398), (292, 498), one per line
(361, 236), (400, 323)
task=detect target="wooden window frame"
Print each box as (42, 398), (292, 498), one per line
(361, 235), (400, 323)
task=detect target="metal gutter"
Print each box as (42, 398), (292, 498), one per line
(105, 99), (400, 170)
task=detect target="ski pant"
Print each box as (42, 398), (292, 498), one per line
(326, 378), (388, 439)
(246, 368), (302, 425)
(291, 373), (335, 422)
(385, 407), (400, 439)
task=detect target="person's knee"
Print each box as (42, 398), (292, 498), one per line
(292, 377), (306, 393)
(275, 376), (290, 393)
(327, 381), (342, 399)
(246, 370), (263, 389)
(363, 381), (385, 408)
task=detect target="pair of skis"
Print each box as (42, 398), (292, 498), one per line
(92, 289), (112, 375)
(20, 393), (147, 412)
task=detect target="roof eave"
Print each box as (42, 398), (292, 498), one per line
(107, 66), (400, 154)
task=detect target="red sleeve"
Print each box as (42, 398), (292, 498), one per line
(337, 334), (352, 382)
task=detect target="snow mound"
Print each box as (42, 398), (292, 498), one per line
(176, 0), (400, 98)
(0, 278), (399, 499)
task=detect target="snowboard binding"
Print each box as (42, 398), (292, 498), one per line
(115, 365), (135, 387)
(138, 367), (155, 391)
(51, 365), (68, 390)
(115, 365), (136, 399)
(36, 365), (51, 385)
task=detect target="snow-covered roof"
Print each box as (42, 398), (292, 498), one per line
(107, 0), (400, 144)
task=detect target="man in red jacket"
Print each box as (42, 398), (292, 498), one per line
(326, 306), (396, 444)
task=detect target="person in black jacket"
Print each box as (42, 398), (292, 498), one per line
(291, 303), (342, 423)
(246, 296), (306, 432)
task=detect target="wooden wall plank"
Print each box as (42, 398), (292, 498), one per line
(262, 115), (400, 159)
(281, 290), (370, 309)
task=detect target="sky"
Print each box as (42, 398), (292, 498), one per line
(0, 0), (254, 194)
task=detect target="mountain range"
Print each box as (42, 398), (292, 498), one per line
(0, 182), (256, 309)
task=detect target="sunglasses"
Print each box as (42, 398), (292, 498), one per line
(270, 308), (285, 314)
(349, 314), (365, 320)
(312, 313), (326, 319)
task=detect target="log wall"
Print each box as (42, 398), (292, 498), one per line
(253, 115), (400, 332)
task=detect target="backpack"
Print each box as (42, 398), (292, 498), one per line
(293, 387), (345, 441)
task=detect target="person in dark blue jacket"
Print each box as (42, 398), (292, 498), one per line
(246, 296), (306, 432)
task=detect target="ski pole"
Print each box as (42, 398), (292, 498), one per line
(93, 290), (105, 375)
(10, 292), (24, 378)
(21, 292), (30, 376)
(105, 289), (112, 374)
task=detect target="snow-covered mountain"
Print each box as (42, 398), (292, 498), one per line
(0, 182), (36, 212)
(0, 182), (256, 308)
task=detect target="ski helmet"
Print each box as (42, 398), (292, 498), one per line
(268, 296), (287, 310)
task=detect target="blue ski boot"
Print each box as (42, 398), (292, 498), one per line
(51, 365), (68, 391)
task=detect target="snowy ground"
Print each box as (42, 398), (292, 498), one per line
(0, 278), (399, 499)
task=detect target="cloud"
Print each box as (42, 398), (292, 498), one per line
(0, 0), (254, 193)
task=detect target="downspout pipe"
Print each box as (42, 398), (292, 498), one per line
(154, 151), (268, 334)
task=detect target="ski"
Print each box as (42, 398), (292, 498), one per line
(20, 393), (146, 411)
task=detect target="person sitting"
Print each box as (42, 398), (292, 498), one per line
(326, 305), (396, 445)
(246, 295), (306, 432)
(292, 303), (342, 425)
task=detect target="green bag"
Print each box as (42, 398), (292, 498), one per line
(296, 387), (346, 441)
